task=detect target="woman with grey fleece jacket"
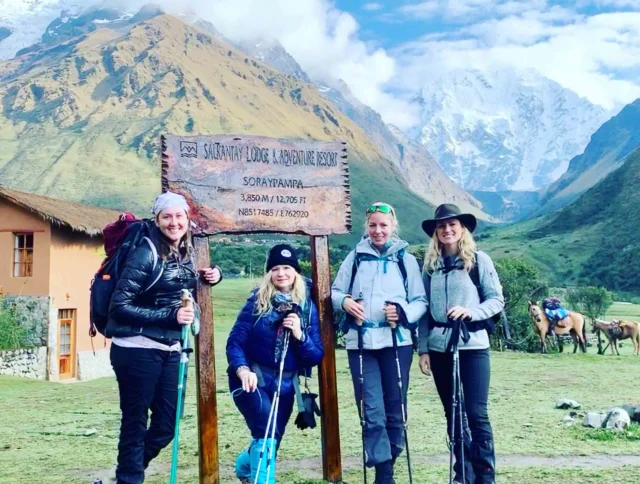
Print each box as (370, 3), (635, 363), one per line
(332, 202), (426, 484)
(419, 204), (504, 484)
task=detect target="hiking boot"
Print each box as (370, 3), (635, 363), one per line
(250, 438), (276, 484)
(374, 459), (396, 484)
(235, 447), (251, 482)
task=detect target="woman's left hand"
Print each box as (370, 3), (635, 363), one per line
(447, 306), (471, 321)
(200, 266), (221, 285)
(282, 312), (303, 341)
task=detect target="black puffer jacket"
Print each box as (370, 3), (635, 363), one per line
(106, 228), (198, 342)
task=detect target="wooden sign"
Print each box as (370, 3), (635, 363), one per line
(161, 135), (351, 236)
(163, 133), (347, 483)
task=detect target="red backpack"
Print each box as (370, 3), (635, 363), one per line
(89, 214), (162, 338)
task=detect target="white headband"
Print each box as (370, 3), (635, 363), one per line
(152, 191), (190, 216)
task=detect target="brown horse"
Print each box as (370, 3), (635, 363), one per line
(593, 319), (640, 356)
(528, 301), (587, 354)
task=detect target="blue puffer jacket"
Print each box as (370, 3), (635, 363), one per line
(226, 290), (324, 374)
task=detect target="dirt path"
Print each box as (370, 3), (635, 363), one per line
(83, 454), (640, 482)
(278, 454), (640, 477)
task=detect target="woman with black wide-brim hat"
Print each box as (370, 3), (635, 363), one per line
(418, 204), (504, 484)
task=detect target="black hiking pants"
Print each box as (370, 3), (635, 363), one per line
(430, 348), (495, 484)
(111, 344), (180, 484)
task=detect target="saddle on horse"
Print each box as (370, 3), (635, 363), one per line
(543, 297), (571, 335)
(608, 320), (624, 338)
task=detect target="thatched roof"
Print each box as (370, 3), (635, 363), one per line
(0, 187), (121, 236)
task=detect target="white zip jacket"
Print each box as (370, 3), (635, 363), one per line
(331, 237), (427, 351)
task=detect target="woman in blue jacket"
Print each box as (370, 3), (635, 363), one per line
(226, 244), (324, 484)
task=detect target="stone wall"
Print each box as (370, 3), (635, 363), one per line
(0, 347), (47, 379)
(77, 349), (114, 381)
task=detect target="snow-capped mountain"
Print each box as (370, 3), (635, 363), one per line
(415, 68), (610, 191)
(0, 0), (85, 60)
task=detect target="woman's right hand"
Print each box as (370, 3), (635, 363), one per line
(177, 307), (194, 325)
(237, 368), (258, 392)
(343, 297), (365, 321)
(419, 353), (431, 376)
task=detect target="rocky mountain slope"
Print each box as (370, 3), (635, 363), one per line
(538, 98), (640, 214)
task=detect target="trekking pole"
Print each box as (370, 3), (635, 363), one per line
(390, 322), (413, 484)
(264, 330), (291, 484)
(448, 322), (465, 484)
(252, 379), (280, 484)
(455, 344), (466, 484)
(169, 290), (194, 484)
(356, 295), (368, 484)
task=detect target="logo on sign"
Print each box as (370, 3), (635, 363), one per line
(180, 141), (198, 158)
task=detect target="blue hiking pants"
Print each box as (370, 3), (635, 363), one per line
(228, 368), (296, 442)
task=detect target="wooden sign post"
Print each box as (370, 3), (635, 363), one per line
(162, 134), (350, 483)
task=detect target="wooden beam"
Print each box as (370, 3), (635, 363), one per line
(194, 236), (219, 484)
(310, 235), (342, 482)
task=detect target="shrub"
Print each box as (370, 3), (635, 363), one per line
(0, 297), (27, 350)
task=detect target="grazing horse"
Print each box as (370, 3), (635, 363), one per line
(528, 301), (587, 354)
(593, 319), (640, 356)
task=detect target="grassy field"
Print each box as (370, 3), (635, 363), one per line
(478, 220), (600, 288)
(1, 279), (639, 484)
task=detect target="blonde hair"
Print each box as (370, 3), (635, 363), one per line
(363, 202), (400, 238)
(423, 223), (477, 274)
(255, 271), (307, 315)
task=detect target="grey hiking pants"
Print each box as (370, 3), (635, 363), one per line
(347, 345), (413, 466)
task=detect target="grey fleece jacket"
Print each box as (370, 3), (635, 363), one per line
(418, 250), (504, 354)
(332, 237), (427, 351)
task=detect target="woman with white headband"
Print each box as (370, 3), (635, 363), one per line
(108, 191), (221, 484)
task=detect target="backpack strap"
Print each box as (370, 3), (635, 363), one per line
(347, 249), (409, 297)
(397, 249), (409, 296)
(469, 255), (484, 302)
(142, 236), (164, 292)
(347, 251), (360, 296)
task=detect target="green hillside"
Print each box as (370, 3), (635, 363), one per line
(480, 149), (640, 292)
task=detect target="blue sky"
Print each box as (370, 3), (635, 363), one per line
(335, 0), (639, 48)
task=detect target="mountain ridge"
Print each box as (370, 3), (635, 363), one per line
(0, 13), (439, 243)
(415, 68), (610, 192)
(537, 98), (640, 215)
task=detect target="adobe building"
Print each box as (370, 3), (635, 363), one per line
(0, 187), (120, 381)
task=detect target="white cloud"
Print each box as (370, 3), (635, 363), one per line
(362, 2), (384, 11)
(392, 4), (640, 112)
(398, 0), (548, 21)
(580, 0), (640, 7)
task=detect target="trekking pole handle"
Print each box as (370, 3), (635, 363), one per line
(181, 289), (193, 309)
(355, 297), (365, 326)
(384, 301), (398, 329)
